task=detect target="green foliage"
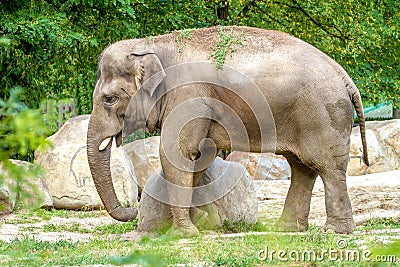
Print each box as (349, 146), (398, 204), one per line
(210, 26), (247, 68)
(0, 87), (51, 211)
(0, 0), (399, 113)
(0, 87), (50, 161)
(175, 28), (193, 53)
(0, 0), (139, 113)
(110, 251), (165, 267)
(220, 219), (270, 233)
(94, 220), (138, 234)
(370, 240), (400, 267)
(0, 88), (49, 155)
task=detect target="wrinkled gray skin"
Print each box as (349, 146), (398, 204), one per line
(87, 26), (369, 235)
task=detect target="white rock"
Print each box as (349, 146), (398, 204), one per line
(123, 136), (161, 192)
(35, 115), (138, 210)
(349, 120), (400, 175)
(137, 158), (258, 231)
(226, 152), (290, 180)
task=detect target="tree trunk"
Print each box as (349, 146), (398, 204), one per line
(393, 107), (400, 119)
(217, 2), (229, 20)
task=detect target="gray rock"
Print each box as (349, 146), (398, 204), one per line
(0, 160), (53, 215)
(35, 115), (138, 210)
(349, 119), (400, 175)
(123, 136), (161, 193)
(226, 152), (290, 180)
(138, 158), (258, 231)
(0, 177), (16, 215)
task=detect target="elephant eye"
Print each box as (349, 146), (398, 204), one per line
(104, 95), (119, 106)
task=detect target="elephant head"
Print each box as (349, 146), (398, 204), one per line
(87, 45), (165, 221)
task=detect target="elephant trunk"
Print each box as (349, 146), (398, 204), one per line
(87, 117), (138, 222)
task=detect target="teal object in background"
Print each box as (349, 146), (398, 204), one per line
(358, 103), (394, 119)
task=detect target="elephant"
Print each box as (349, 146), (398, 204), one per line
(87, 26), (369, 236)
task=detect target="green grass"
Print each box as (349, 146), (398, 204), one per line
(42, 222), (92, 233)
(1, 210), (399, 266)
(357, 217), (400, 231)
(93, 220), (138, 235)
(10, 207), (106, 222)
(2, 229), (398, 266)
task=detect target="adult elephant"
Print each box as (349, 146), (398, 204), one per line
(87, 26), (368, 235)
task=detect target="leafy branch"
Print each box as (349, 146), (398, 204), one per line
(274, 0), (349, 42)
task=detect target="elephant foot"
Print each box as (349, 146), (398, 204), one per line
(276, 218), (308, 232)
(167, 221), (199, 238)
(323, 219), (355, 234)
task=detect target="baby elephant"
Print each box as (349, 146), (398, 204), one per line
(87, 26), (368, 236)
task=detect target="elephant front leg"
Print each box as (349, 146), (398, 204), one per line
(167, 176), (199, 236)
(160, 114), (214, 236)
(159, 144), (199, 237)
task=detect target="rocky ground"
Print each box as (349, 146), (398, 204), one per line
(1, 171), (399, 244)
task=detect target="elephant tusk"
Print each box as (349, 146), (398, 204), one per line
(99, 137), (112, 151)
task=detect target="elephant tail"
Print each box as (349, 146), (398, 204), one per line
(343, 73), (370, 166)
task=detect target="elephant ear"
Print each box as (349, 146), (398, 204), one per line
(130, 49), (166, 97)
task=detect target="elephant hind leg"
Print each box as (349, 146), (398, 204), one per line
(313, 143), (355, 233)
(277, 155), (318, 231)
(320, 168), (355, 234)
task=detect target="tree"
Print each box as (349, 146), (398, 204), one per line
(1, 0), (398, 114)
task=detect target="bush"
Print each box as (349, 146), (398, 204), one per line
(0, 87), (51, 211)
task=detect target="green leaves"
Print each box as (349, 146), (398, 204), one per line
(210, 26), (247, 68)
(0, 87), (51, 161)
(0, 87), (51, 212)
(0, 0), (398, 112)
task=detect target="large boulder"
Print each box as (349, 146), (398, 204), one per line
(137, 158), (258, 231)
(349, 119), (400, 175)
(0, 160), (53, 215)
(123, 136), (161, 193)
(35, 115), (138, 210)
(0, 169), (17, 215)
(226, 152), (290, 180)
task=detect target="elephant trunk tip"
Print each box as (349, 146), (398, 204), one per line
(108, 206), (139, 222)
